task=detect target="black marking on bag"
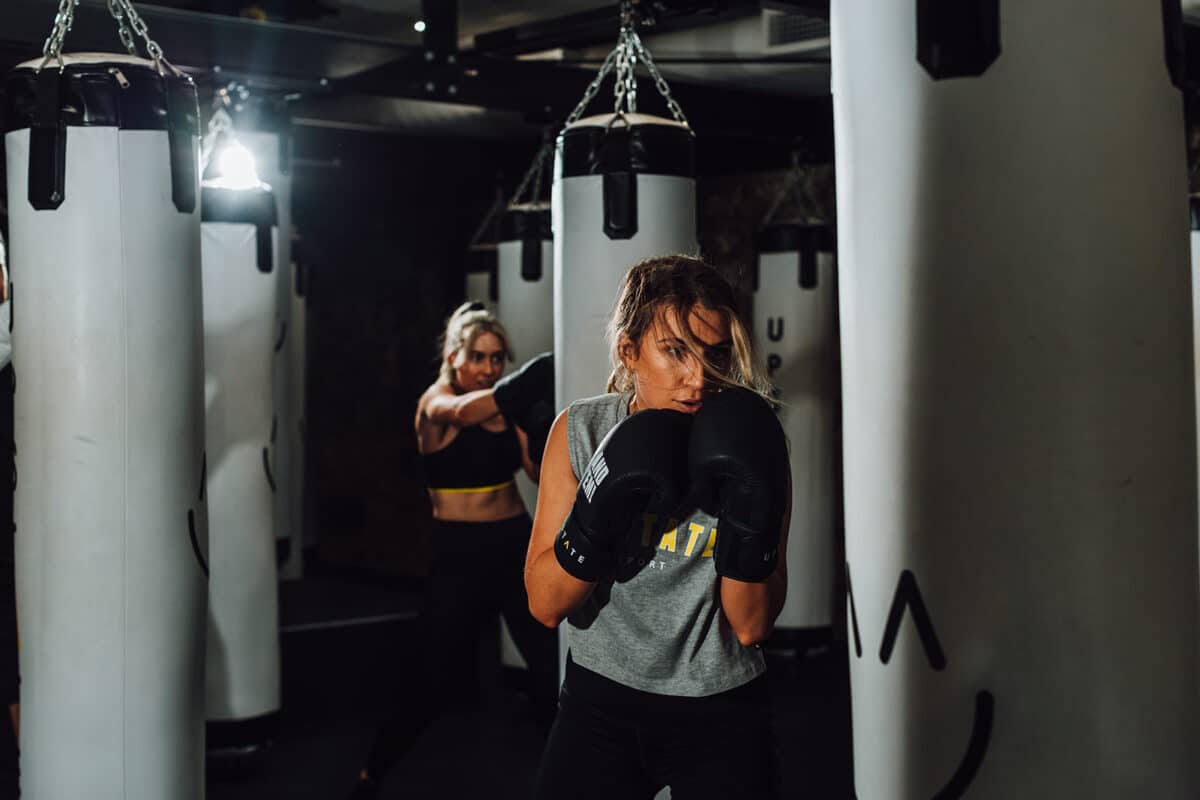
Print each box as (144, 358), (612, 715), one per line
(274, 320), (287, 353)
(188, 509), (209, 578)
(845, 562), (863, 658)
(932, 691), (995, 799)
(198, 451), (207, 503)
(880, 569), (946, 670)
(262, 446), (276, 493)
(767, 318), (784, 343)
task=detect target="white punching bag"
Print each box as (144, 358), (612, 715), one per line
(495, 203), (553, 671)
(288, 250), (308, 569)
(553, 112), (697, 676)
(5, 54), (207, 799)
(753, 224), (837, 633)
(833, 3), (1199, 798)
(497, 202), (553, 507)
(239, 130), (298, 579)
(554, 112), (697, 409)
(200, 183), (281, 744)
(465, 261), (498, 313)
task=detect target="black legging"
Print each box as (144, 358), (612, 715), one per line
(365, 513), (558, 778)
(534, 658), (779, 800)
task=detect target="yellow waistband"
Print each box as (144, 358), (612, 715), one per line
(429, 480), (515, 495)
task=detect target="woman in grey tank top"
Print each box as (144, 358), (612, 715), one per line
(525, 256), (791, 800)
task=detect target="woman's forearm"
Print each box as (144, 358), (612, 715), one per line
(525, 549), (595, 628)
(425, 388), (501, 427)
(719, 569), (787, 647)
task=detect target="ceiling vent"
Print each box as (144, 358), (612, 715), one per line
(763, 9), (830, 54)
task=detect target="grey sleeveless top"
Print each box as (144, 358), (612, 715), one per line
(565, 392), (766, 697)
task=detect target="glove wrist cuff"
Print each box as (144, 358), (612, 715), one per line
(554, 512), (613, 582)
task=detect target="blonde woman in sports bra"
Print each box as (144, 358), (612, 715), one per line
(346, 302), (557, 800)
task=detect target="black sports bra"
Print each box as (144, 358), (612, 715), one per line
(423, 422), (522, 492)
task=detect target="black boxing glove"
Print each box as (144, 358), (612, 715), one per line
(556, 409), (692, 582)
(688, 387), (788, 582)
(493, 352), (555, 465)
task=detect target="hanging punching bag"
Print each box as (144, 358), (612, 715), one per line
(238, 130), (298, 580)
(753, 223), (837, 634)
(287, 241), (308, 572)
(200, 180), (281, 754)
(497, 203), (553, 500)
(833, 2), (1198, 797)
(5, 54), (207, 799)
(494, 202), (553, 672)
(553, 112), (696, 408)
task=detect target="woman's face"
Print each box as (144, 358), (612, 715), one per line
(622, 304), (732, 414)
(451, 331), (506, 391)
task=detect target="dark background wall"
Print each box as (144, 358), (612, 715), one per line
(290, 127), (535, 578)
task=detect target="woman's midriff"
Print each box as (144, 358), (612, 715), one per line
(428, 480), (526, 522)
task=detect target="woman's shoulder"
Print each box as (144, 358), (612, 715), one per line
(566, 391), (627, 417)
(564, 392), (629, 477)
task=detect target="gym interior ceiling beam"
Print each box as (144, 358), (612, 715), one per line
(469, 1), (762, 57)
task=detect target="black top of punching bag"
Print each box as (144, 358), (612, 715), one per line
(755, 222), (836, 255)
(4, 54), (198, 134)
(558, 113), (695, 179)
(498, 205), (552, 243)
(4, 54), (199, 213)
(1190, 196), (1200, 232)
(201, 182), (278, 228)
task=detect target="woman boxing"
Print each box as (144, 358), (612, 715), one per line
(525, 256), (791, 799)
(348, 301), (558, 799)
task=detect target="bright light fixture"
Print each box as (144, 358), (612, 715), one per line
(414, 20), (426, 33)
(214, 139), (261, 191)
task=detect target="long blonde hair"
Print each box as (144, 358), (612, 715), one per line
(437, 301), (514, 386)
(606, 255), (772, 401)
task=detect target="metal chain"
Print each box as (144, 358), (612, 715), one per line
(108, 0), (137, 55)
(631, 33), (689, 127)
(564, 47), (619, 126)
(509, 138), (554, 206)
(761, 150), (819, 228)
(564, 0), (690, 129)
(200, 88), (236, 174)
(113, 0), (182, 75)
(612, 1), (638, 116)
(40, 0), (79, 70)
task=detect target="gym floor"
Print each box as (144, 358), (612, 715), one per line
(200, 568), (855, 800)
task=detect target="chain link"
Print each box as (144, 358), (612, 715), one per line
(564, 47), (619, 126)
(564, 0), (690, 129)
(40, 0), (79, 70)
(108, 0), (137, 55)
(509, 138), (555, 206)
(39, 0), (181, 75)
(612, 1), (638, 116)
(631, 33), (689, 127)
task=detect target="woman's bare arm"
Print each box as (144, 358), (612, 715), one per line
(422, 381), (502, 428)
(718, 463), (792, 646)
(524, 410), (594, 627)
(514, 426), (540, 484)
